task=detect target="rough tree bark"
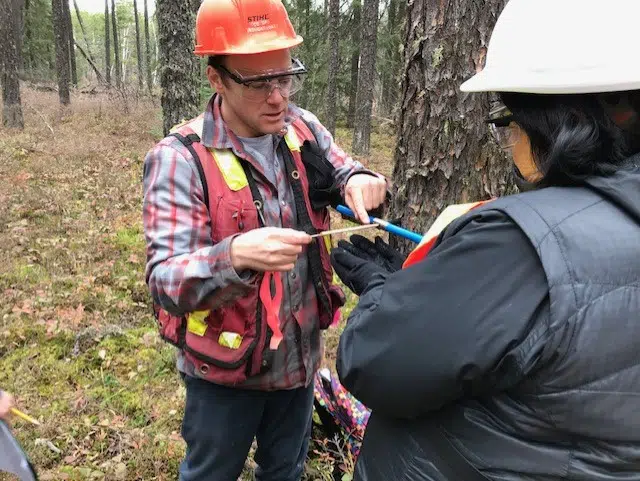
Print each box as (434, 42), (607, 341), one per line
(133, 0), (143, 90)
(324, 0), (340, 136)
(51, 0), (70, 104)
(111, 0), (122, 88)
(346, 0), (360, 128)
(1, 0), (25, 128)
(104, 0), (111, 85)
(144, 0), (152, 93)
(389, 0), (515, 253)
(62, 0), (77, 86)
(351, 0), (379, 155)
(156, 0), (199, 136)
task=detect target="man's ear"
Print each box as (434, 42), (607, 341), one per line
(206, 65), (225, 93)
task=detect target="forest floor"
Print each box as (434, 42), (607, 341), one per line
(0, 87), (396, 481)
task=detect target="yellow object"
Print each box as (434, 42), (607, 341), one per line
(323, 234), (332, 253)
(10, 407), (40, 426)
(284, 126), (301, 152)
(211, 150), (249, 191)
(218, 331), (243, 349)
(421, 202), (488, 245)
(187, 310), (210, 336)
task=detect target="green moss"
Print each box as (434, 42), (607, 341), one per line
(113, 226), (145, 252)
(432, 45), (445, 68)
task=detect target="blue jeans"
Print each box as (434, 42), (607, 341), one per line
(179, 375), (314, 481)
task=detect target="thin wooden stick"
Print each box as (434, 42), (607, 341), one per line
(310, 223), (380, 238)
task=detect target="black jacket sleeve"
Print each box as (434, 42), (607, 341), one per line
(336, 209), (549, 419)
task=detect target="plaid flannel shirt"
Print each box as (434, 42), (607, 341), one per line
(143, 95), (374, 390)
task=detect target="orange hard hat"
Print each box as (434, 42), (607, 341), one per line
(194, 0), (303, 56)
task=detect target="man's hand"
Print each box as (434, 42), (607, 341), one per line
(231, 227), (312, 272)
(345, 174), (387, 224)
(0, 390), (13, 420)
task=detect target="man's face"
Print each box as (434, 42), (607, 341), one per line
(208, 49), (295, 137)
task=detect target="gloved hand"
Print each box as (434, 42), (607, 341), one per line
(331, 246), (388, 296)
(337, 235), (406, 273)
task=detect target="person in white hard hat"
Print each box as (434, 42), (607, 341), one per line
(327, 0), (640, 479)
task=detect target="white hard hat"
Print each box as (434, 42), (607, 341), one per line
(460, 0), (640, 94)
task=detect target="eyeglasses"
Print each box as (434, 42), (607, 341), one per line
(486, 102), (517, 150)
(217, 58), (307, 102)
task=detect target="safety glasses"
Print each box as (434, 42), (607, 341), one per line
(486, 102), (517, 150)
(217, 58), (307, 102)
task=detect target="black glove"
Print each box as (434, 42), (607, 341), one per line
(337, 234), (406, 273)
(331, 246), (388, 296)
(301, 140), (343, 210)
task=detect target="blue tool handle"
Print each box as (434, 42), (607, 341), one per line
(335, 205), (423, 244)
(383, 222), (424, 244)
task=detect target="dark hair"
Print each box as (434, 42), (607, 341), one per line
(500, 91), (640, 187)
(207, 55), (227, 70)
(207, 56), (229, 85)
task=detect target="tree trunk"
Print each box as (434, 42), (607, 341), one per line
(62, 0), (77, 86)
(51, 0), (70, 104)
(351, 0), (378, 155)
(389, 0), (514, 254)
(73, 0), (95, 64)
(156, 0), (200, 136)
(294, 0), (310, 108)
(381, 0), (403, 116)
(1, 0), (25, 128)
(144, 0), (152, 93)
(191, 0), (201, 101)
(133, 0), (143, 90)
(75, 39), (104, 83)
(23, 0), (32, 75)
(346, 0), (361, 128)
(104, 0), (111, 85)
(324, 0), (340, 135)
(391, 0), (406, 118)
(111, 0), (121, 88)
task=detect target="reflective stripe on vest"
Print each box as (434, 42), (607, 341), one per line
(402, 200), (490, 269)
(210, 125), (301, 192)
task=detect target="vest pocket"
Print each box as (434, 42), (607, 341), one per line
(213, 197), (259, 242)
(182, 299), (265, 384)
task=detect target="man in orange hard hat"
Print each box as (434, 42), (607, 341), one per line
(142, 0), (388, 479)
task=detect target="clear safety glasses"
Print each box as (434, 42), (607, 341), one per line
(486, 102), (517, 150)
(217, 58), (307, 102)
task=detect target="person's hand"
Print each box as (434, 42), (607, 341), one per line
(330, 246), (388, 296)
(337, 235), (406, 273)
(231, 227), (312, 272)
(0, 390), (14, 420)
(344, 174), (387, 224)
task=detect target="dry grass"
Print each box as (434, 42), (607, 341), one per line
(0, 87), (396, 481)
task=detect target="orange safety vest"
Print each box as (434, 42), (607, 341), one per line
(403, 200), (492, 268)
(154, 115), (345, 385)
